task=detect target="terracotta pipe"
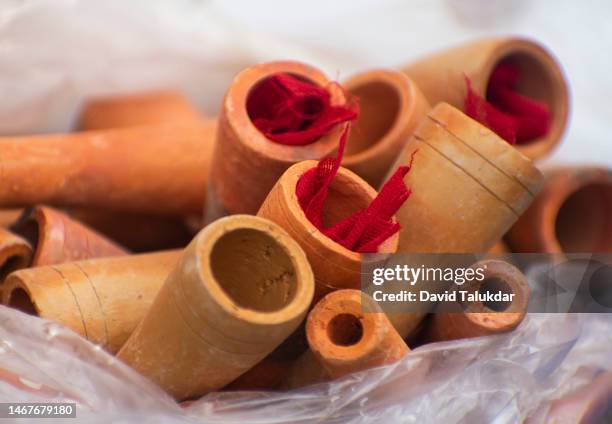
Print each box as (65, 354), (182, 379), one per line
(0, 119), (215, 215)
(0, 229), (32, 281)
(541, 371), (612, 424)
(400, 36), (569, 161)
(76, 90), (202, 130)
(117, 215), (314, 399)
(507, 167), (612, 253)
(341, 69), (429, 187)
(385, 102), (542, 253)
(2, 250), (180, 353)
(306, 289), (409, 380)
(11, 206), (127, 266)
(426, 259), (529, 342)
(206, 61), (347, 220)
(258, 160), (399, 301)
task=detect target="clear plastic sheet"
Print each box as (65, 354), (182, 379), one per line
(0, 305), (610, 423)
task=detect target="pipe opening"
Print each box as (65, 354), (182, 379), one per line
(210, 228), (297, 312)
(555, 182), (612, 252)
(481, 277), (513, 312)
(11, 218), (39, 253)
(0, 255), (27, 281)
(346, 81), (400, 156)
(490, 53), (555, 111)
(589, 264), (612, 308)
(327, 313), (363, 346)
(8, 288), (38, 316)
(321, 174), (372, 228)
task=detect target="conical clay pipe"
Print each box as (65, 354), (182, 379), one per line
(507, 167), (612, 253)
(341, 69), (429, 187)
(76, 90), (202, 130)
(207, 61), (347, 219)
(0, 119), (215, 215)
(306, 289), (408, 379)
(385, 102), (542, 253)
(11, 206), (127, 266)
(117, 215), (314, 399)
(2, 250), (180, 353)
(258, 160), (399, 301)
(426, 260), (529, 342)
(400, 36), (569, 160)
(0, 228), (32, 281)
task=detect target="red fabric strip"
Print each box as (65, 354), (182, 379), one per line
(464, 61), (552, 144)
(296, 126), (413, 253)
(247, 73), (359, 146)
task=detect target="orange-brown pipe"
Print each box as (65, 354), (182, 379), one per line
(117, 215), (314, 399)
(76, 90), (202, 130)
(0, 209), (22, 228)
(385, 102), (543, 253)
(306, 289), (409, 379)
(0, 229), (32, 281)
(341, 69), (429, 187)
(2, 250), (180, 353)
(507, 167), (612, 253)
(400, 36), (569, 161)
(258, 160), (398, 302)
(426, 260), (529, 342)
(0, 120), (215, 215)
(11, 206), (127, 266)
(206, 61), (347, 219)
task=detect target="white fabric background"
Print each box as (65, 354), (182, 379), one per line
(0, 0), (609, 168)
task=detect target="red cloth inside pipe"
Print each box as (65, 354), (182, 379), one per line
(296, 126), (413, 253)
(464, 61), (552, 144)
(247, 73), (359, 146)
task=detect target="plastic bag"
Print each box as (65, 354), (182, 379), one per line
(0, 305), (610, 423)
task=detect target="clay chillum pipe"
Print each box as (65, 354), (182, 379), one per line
(117, 215), (314, 399)
(341, 69), (429, 187)
(286, 289), (408, 387)
(385, 102), (543, 254)
(401, 36), (569, 161)
(507, 167), (612, 253)
(206, 61), (348, 220)
(76, 90), (202, 130)
(10, 206), (127, 266)
(2, 249), (181, 353)
(426, 259), (529, 342)
(258, 160), (399, 301)
(0, 118), (215, 215)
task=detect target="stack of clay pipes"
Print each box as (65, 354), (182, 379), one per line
(0, 35), (600, 407)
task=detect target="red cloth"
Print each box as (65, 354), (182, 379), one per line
(296, 126), (413, 253)
(464, 61), (551, 144)
(247, 73), (359, 146)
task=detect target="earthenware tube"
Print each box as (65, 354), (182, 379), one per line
(401, 36), (569, 160)
(11, 206), (127, 266)
(2, 249), (181, 353)
(507, 167), (612, 253)
(207, 61), (347, 220)
(426, 260), (529, 341)
(341, 69), (429, 187)
(117, 215), (314, 399)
